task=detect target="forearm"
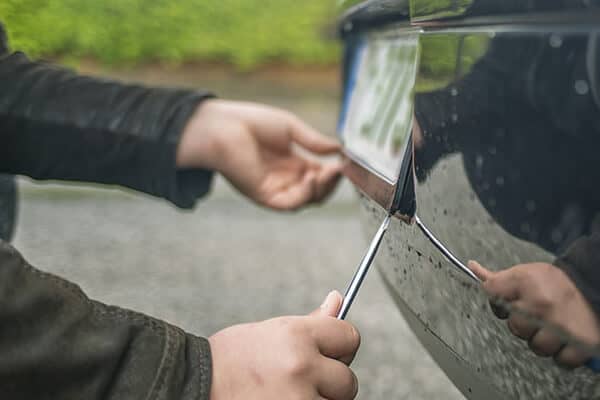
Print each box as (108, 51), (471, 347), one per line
(0, 52), (214, 208)
(0, 240), (211, 400)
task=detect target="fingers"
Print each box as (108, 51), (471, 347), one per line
(313, 163), (343, 203)
(289, 117), (341, 155)
(316, 358), (358, 400)
(311, 291), (343, 318)
(526, 326), (588, 368)
(467, 261), (521, 301)
(528, 328), (563, 357)
(472, 261), (599, 369)
(307, 317), (361, 361)
(266, 161), (342, 210)
(482, 269), (522, 302)
(267, 170), (316, 210)
(554, 345), (589, 369)
(507, 308), (539, 340)
(467, 260), (494, 282)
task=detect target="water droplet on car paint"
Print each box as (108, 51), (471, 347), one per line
(451, 113), (458, 122)
(488, 198), (497, 208)
(520, 222), (531, 233)
(495, 176), (505, 186)
(476, 155), (484, 169)
(526, 200), (537, 212)
(551, 229), (564, 244)
(488, 147), (497, 155)
(344, 22), (353, 32)
(549, 34), (563, 48)
(450, 87), (458, 96)
(575, 80), (590, 95)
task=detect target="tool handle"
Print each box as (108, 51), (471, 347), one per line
(337, 214), (391, 320)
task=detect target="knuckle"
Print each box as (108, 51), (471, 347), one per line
(507, 319), (521, 337)
(528, 333), (560, 357)
(483, 276), (503, 297)
(283, 352), (312, 378)
(541, 263), (557, 275)
(281, 317), (305, 336)
(507, 317), (534, 340)
(532, 292), (554, 314)
(555, 346), (587, 369)
(283, 111), (301, 127)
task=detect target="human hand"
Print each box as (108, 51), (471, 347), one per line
(208, 291), (360, 400)
(468, 261), (600, 368)
(177, 100), (343, 210)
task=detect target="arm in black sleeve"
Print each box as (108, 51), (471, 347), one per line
(0, 52), (215, 208)
(0, 240), (212, 400)
(414, 36), (542, 180)
(555, 230), (600, 317)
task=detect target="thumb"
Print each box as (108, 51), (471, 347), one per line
(311, 290), (343, 317)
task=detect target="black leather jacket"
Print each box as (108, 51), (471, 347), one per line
(0, 23), (16, 241)
(0, 23), (214, 399)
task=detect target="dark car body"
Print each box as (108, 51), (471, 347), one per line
(337, 1), (600, 398)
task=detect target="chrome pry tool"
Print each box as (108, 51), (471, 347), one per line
(337, 214), (391, 320)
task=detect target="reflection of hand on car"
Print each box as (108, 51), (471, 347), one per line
(468, 261), (600, 368)
(177, 99), (343, 211)
(209, 291), (360, 400)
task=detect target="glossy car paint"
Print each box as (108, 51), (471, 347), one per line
(339, 1), (600, 399)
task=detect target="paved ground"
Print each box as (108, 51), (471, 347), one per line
(11, 67), (463, 399)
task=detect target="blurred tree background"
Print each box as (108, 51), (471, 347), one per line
(0, 0), (339, 69)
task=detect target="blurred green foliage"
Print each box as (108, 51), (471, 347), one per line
(410, 0), (473, 19)
(0, 0), (339, 68)
(416, 33), (489, 91)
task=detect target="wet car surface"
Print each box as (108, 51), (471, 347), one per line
(338, 0), (600, 398)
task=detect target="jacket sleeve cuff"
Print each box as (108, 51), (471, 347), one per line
(184, 334), (213, 400)
(554, 232), (600, 316)
(152, 91), (216, 209)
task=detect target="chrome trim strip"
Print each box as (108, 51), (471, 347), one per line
(415, 215), (481, 283)
(342, 153), (397, 213)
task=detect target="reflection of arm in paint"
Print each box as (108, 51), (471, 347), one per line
(413, 36), (542, 180)
(468, 259), (600, 368)
(555, 216), (600, 318)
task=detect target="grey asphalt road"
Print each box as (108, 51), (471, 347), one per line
(14, 177), (463, 399)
